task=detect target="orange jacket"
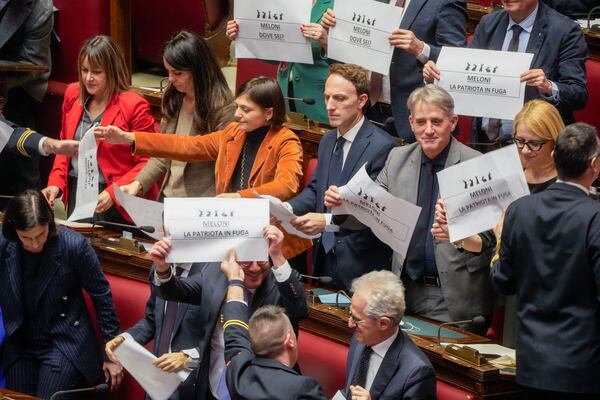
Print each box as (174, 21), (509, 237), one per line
(134, 122), (312, 258)
(47, 83), (159, 220)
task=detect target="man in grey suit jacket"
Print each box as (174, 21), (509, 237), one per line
(344, 271), (435, 400)
(327, 85), (495, 325)
(105, 263), (205, 400)
(322, 0), (467, 141)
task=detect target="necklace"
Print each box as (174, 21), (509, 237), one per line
(239, 141), (248, 190)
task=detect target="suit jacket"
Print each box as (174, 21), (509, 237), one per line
(0, 0), (53, 102)
(491, 183), (600, 393)
(134, 122), (312, 259)
(344, 332), (436, 400)
(377, 138), (496, 320)
(46, 83), (159, 220)
(222, 301), (326, 400)
(381, 0), (467, 141)
(155, 263), (309, 400)
(0, 227), (119, 385)
(135, 104), (235, 198)
(0, 116), (45, 198)
(277, 0), (331, 124)
(288, 119), (396, 289)
(469, 2), (587, 128)
(126, 264), (205, 399)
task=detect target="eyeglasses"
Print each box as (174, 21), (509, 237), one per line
(512, 136), (549, 152)
(238, 261), (270, 268)
(348, 313), (369, 326)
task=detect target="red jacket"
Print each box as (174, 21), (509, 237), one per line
(47, 83), (159, 220)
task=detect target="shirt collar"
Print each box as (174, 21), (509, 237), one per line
(422, 141), (451, 167)
(556, 179), (589, 195)
(371, 328), (399, 359)
(507, 4), (538, 34)
(337, 116), (365, 144)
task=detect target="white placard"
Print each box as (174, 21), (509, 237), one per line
(234, 0), (313, 64)
(256, 193), (320, 239)
(436, 47), (534, 120)
(437, 145), (529, 242)
(333, 164), (421, 258)
(67, 126), (98, 222)
(163, 198), (269, 263)
(114, 334), (188, 400)
(113, 184), (164, 240)
(328, 0), (403, 75)
(0, 119), (12, 153)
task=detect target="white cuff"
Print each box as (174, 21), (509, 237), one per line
(416, 43), (431, 64)
(272, 261), (292, 282)
(38, 136), (49, 156)
(154, 265), (174, 285)
(182, 348), (200, 369)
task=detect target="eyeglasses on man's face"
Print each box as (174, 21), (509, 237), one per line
(238, 261), (270, 268)
(512, 136), (549, 152)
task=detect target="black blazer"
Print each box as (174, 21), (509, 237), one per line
(469, 2), (588, 126)
(155, 263), (309, 399)
(491, 183), (600, 393)
(0, 228), (119, 384)
(126, 264), (205, 399)
(222, 301), (326, 400)
(288, 119), (396, 290)
(344, 331), (436, 400)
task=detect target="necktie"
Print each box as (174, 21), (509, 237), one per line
(486, 25), (523, 141)
(404, 161), (436, 280)
(322, 136), (346, 253)
(157, 266), (183, 356)
(352, 346), (373, 388)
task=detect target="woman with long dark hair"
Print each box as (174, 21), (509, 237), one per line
(121, 30), (235, 199)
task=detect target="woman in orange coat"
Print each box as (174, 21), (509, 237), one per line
(42, 35), (159, 222)
(97, 77), (311, 259)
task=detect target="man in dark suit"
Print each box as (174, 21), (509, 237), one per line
(344, 270), (435, 400)
(0, 116), (78, 207)
(327, 85), (495, 326)
(148, 225), (308, 400)
(287, 63), (395, 291)
(321, 0), (467, 140)
(425, 0), (587, 148)
(491, 122), (600, 399)
(104, 263), (205, 399)
(220, 250), (326, 400)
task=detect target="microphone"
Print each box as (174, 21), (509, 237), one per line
(49, 383), (109, 400)
(299, 273), (333, 284)
(284, 96), (316, 105)
(436, 315), (486, 346)
(94, 220), (156, 233)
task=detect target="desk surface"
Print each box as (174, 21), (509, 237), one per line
(0, 62), (48, 73)
(0, 389), (39, 400)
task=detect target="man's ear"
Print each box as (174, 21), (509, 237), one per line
(284, 332), (295, 349)
(378, 316), (393, 331)
(358, 93), (369, 110)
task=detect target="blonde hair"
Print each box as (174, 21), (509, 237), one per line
(513, 100), (564, 143)
(77, 35), (130, 102)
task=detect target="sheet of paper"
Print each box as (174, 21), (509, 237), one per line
(113, 184), (164, 240)
(436, 47), (534, 120)
(328, 0), (403, 75)
(333, 164), (421, 259)
(114, 335), (188, 400)
(0, 119), (12, 153)
(163, 198), (269, 263)
(234, 0), (313, 64)
(438, 145), (529, 242)
(332, 390), (347, 400)
(67, 126), (98, 222)
(256, 194), (320, 239)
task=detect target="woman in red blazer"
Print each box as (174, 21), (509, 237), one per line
(43, 35), (158, 222)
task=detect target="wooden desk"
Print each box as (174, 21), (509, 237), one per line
(0, 62), (49, 112)
(0, 388), (40, 400)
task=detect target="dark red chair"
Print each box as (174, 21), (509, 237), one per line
(574, 59), (600, 131)
(84, 273), (150, 400)
(235, 59), (278, 92)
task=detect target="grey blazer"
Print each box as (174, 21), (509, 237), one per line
(377, 138), (496, 320)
